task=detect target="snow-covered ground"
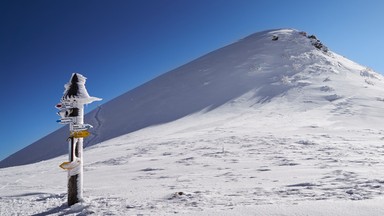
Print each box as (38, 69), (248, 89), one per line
(2, 29), (384, 215)
(2, 104), (384, 215)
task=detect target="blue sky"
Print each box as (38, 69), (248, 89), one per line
(1, 0), (383, 161)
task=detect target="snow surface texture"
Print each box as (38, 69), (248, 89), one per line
(1, 28), (384, 215)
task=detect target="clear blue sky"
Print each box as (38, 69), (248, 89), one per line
(1, 0), (383, 161)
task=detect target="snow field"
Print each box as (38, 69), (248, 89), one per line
(2, 103), (384, 215)
(2, 28), (384, 215)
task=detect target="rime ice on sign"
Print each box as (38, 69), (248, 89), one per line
(62, 73), (102, 105)
(57, 73), (102, 206)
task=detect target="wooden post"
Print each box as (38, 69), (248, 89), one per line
(68, 137), (79, 205)
(57, 73), (101, 207)
(67, 102), (85, 205)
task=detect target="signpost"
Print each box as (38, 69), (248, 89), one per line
(56, 73), (101, 206)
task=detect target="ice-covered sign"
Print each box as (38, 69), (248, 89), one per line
(57, 72), (102, 206)
(62, 73), (102, 104)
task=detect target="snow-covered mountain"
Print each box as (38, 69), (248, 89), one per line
(2, 28), (384, 215)
(1, 29), (383, 168)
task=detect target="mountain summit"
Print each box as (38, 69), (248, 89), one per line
(1, 28), (384, 168)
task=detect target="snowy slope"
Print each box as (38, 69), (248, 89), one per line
(1, 28), (384, 215)
(4, 28), (382, 168)
(1, 109), (384, 215)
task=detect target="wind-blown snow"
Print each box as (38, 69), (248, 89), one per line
(62, 73), (102, 104)
(62, 73), (90, 100)
(1, 28), (384, 215)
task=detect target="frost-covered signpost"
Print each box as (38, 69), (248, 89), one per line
(56, 73), (101, 206)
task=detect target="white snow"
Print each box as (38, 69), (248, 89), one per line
(1, 28), (384, 215)
(62, 73), (102, 105)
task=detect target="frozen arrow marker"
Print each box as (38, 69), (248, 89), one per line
(70, 130), (91, 138)
(59, 158), (81, 170)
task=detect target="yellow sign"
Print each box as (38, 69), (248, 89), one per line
(70, 130), (90, 138)
(59, 159), (81, 170)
